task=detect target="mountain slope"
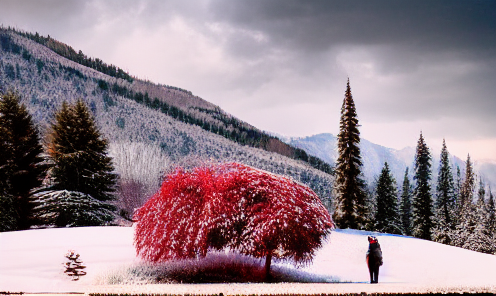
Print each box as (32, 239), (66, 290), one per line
(0, 27), (333, 210)
(2, 27), (332, 175)
(289, 133), (496, 190)
(289, 133), (413, 184)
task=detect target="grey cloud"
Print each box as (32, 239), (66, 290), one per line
(205, 0), (496, 55)
(1, 0), (495, 157)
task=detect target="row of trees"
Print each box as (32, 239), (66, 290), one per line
(0, 90), (116, 231)
(333, 80), (496, 254)
(101, 80), (333, 174)
(372, 136), (496, 254)
(2, 27), (134, 83)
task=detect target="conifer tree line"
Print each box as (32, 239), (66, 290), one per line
(333, 80), (496, 254)
(0, 89), (117, 231)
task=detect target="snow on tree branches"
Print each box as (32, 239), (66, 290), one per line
(33, 190), (115, 227)
(63, 250), (87, 281)
(48, 100), (117, 203)
(334, 79), (367, 230)
(134, 162), (334, 280)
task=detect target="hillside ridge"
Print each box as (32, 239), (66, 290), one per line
(0, 26), (334, 210)
(1, 26), (332, 175)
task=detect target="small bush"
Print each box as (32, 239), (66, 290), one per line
(99, 251), (328, 285)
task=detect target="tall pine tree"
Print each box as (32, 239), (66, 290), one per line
(454, 165), (462, 218)
(487, 188), (495, 234)
(456, 196), (494, 254)
(0, 90), (46, 230)
(44, 100), (117, 226)
(0, 119), (17, 232)
(400, 167), (413, 236)
(433, 139), (456, 244)
(374, 162), (402, 234)
(477, 177), (485, 204)
(452, 154), (476, 248)
(333, 79), (367, 230)
(412, 132), (434, 240)
(48, 100), (117, 202)
(459, 154), (475, 215)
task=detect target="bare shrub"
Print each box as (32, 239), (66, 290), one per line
(109, 141), (168, 219)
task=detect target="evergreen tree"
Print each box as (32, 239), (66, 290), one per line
(64, 250), (87, 281)
(487, 189), (496, 249)
(400, 167), (413, 236)
(0, 121), (10, 193)
(454, 165), (462, 218)
(412, 132), (434, 240)
(0, 90), (46, 230)
(0, 120), (16, 232)
(487, 189), (495, 233)
(455, 197), (495, 254)
(433, 139), (456, 244)
(0, 194), (17, 231)
(452, 155), (476, 248)
(459, 154), (475, 214)
(333, 79), (368, 230)
(477, 177), (486, 204)
(46, 100), (116, 225)
(374, 162), (402, 234)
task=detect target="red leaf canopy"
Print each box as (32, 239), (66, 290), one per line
(134, 163), (334, 265)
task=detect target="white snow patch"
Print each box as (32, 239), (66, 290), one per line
(1, 227), (495, 293)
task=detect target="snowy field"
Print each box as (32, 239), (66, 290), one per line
(1, 226), (496, 294)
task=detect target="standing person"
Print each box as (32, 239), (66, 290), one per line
(366, 236), (383, 284)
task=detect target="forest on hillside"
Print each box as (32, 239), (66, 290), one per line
(1, 27), (332, 175)
(0, 27), (335, 227)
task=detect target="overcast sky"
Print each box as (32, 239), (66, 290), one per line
(1, 0), (496, 162)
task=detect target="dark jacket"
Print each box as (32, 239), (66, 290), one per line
(366, 241), (383, 268)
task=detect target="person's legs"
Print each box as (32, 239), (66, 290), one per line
(369, 267), (374, 283)
(372, 266), (380, 283)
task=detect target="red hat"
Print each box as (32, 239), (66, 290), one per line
(368, 236), (378, 243)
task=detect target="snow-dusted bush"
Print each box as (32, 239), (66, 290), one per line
(134, 162), (334, 280)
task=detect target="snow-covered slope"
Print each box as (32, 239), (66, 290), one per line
(1, 227), (495, 293)
(0, 28), (334, 206)
(289, 133), (414, 183)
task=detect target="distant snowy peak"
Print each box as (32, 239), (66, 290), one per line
(288, 133), (407, 182)
(289, 133), (496, 188)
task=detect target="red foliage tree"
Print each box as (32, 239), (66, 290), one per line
(134, 163), (334, 280)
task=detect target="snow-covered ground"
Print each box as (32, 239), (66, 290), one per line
(1, 226), (495, 294)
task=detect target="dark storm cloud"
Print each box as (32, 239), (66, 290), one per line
(205, 0), (496, 57)
(201, 0), (496, 124)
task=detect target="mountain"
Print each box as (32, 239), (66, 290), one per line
(289, 133), (496, 191)
(0, 27), (333, 211)
(289, 134), (413, 184)
(2, 27), (332, 175)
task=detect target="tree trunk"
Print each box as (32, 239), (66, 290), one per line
(264, 250), (273, 282)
